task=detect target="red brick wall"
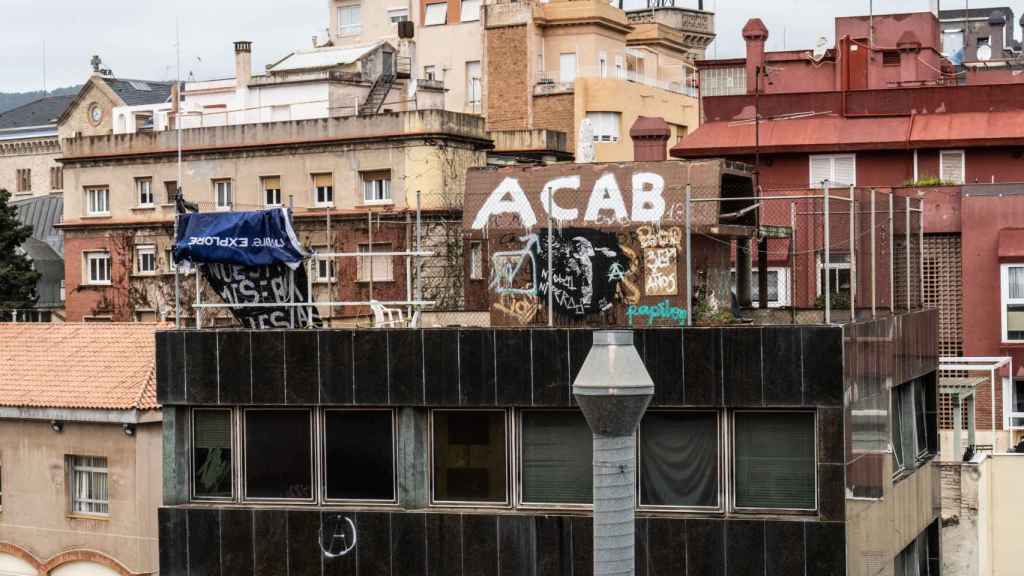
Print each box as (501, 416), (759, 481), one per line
(64, 231), (130, 322)
(485, 25), (530, 131)
(532, 93), (576, 152)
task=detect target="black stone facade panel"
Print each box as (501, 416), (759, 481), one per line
(158, 509), (845, 576)
(158, 326), (851, 409)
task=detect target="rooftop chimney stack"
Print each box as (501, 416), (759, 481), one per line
(629, 116), (672, 162)
(742, 19), (769, 95)
(234, 41), (253, 87)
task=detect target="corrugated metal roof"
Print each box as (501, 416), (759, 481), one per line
(267, 41), (384, 73)
(0, 323), (159, 410)
(0, 94), (75, 130)
(14, 194), (63, 256)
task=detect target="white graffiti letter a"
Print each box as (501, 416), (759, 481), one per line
(584, 173), (629, 223)
(472, 177), (538, 230)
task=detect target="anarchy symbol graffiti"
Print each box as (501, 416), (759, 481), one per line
(319, 514), (357, 558)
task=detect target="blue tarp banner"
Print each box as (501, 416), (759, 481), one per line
(173, 208), (308, 271)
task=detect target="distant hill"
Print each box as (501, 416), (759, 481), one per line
(0, 85), (81, 114)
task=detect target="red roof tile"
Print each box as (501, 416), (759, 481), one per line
(0, 323), (159, 410)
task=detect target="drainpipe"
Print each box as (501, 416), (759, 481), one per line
(574, 331), (655, 576)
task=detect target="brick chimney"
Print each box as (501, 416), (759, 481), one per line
(630, 116), (671, 162)
(234, 41), (252, 87)
(897, 31), (922, 84)
(742, 19), (769, 94)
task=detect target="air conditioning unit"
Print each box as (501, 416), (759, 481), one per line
(398, 21), (415, 39)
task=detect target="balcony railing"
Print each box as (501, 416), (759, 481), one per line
(535, 66), (699, 97)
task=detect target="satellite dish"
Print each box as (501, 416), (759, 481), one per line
(811, 37), (828, 62)
(978, 44), (993, 62)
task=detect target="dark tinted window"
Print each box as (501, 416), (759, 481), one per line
(521, 411), (593, 504)
(193, 409), (232, 498)
(640, 412), (718, 507)
(734, 412), (815, 510)
(432, 411), (507, 502)
(245, 410), (312, 500)
(325, 410), (395, 501)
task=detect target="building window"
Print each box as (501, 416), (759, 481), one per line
(461, 0), (481, 22)
(214, 179), (232, 211)
(586, 111), (621, 143)
(626, 50), (645, 82)
(15, 168), (30, 193)
(244, 409), (313, 501)
(733, 412), (816, 511)
(559, 52), (577, 83)
(700, 66), (747, 97)
(425, 2), (448, 26)
(136, 245), (157, 275)
(85, 251), (111, 285)
(1000, 264), (1024, 342)
(520, 410), (593, 505)
(882, 50), (900, 66)
(163, 181), (177, 204)
(817, 252), (851, 298)
(262, 176), (282, 207)
(1010, 379), (1024, 428)
(388, 8), (409, 23)
(50, 166), (63, 191)
(470, 241), (483, 280)
(136, 177), (154, 207)
(68, 456), (109, 516)
(357, 243), (394, 282)
(361, 171), (391, 204)
(315, 256), (336, 283)
(977, 36), (991, 48)
(338, 3), (362, 36)
(940, 150), (965, 185)
(466, 61), (482, 108)
(313, 173), (334, 207)
(895, 525), (935, 576)
(892, 377), (932, 475)
(324, 410), (396, 501)
(809, 154), (856, 188)
(599, 51), (608, 78)
(85, 187), (110, 216)
(193, 409), (233, 499)
(615, 54), (625, 80)
(640, 412), (720, 508)
(431, 410), (508, 504)
(424, 65), (437, 81)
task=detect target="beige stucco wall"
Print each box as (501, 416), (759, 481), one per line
(0, 418), (162, 574)
(329, 0), (409, 46)
(416, 22), (485, 115)
(58, 81), (119, 142)
(846, 458), (941, 576)
(0, 141), (62, 198)
(574, 76), (698, 162)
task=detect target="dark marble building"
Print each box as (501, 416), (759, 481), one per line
(156, 309), (940, 575)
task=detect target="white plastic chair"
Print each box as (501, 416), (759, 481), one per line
(370, 301), (405, 328)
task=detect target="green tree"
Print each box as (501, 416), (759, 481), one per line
(0, 188), (41, 311)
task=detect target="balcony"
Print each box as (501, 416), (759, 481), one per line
(535, 66), (699, 97)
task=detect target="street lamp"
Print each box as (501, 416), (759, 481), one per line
(573, 330), (654, 576)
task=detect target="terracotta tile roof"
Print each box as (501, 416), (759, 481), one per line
(0, 323), (160, 410)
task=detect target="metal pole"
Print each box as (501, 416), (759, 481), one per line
(919, 201), (925, 310)
(405, 211), (413, 320)
(824, 183), (831, 324)
(849, 186), (856, 320)
(889, 193), (895, 314)
(871, 189), (876, 318)
(306, 258), (314, 328)
(906, 196), (911, 311)
(416, 191), (422, 303)
(327, 204), (333, 322)
(368, 210), (374, 301)
(173, 16), (183, 329)
(790, 201), (796, 324)
(194, 267), (202, 329)
(685, 184), (693, 326)
(289, 269), (296, 328)
(547, 180), (554, 327)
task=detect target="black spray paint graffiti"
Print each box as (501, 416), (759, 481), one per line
(203, 262), (322, 329)
(319, 514), (357, 558)
(534, 228), (631, 318)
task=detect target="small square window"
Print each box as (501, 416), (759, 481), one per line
(432, 411), (508, 504)
(425, 2), (448, 26)
(68, 455), (109, 516)
(86, 187), (110, 216)
(315, 256), (336, 283)
(361, 170), (392, 204)
(733, 412), (816, 510)
(461, 0), (481, 22)
(136, 245), (157, 275)
(325, 410), (396, 501)
(85, 252), (111, 285)
(424, 65), (437, 81)
(388, 8), (409, 23)
(313, 173), (334, 207)
(193, 409), (233, 499)
(262, 176), (282, 207)
(214, 180), (232, 211)
(357, 243), (394, 282)
(136, 178), (154, 207)
(883, 51), (900, 66)
(338, 3), (362, 36)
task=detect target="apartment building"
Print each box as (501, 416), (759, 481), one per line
(0, 95), (73, 199)
(0, 323), (162, 576)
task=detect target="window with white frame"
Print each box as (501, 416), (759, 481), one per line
(425, 2), (448, 26)
(357, 243), (394, 282)
(626, 50), (645, 82)
(313, 173), (334, 207)
(615, 54), (625, 79)
(214, 179), (232, 211)
(809, 154), (856, 188)
(424, 65), (438, 81)
(940, 150), (965, 185)
(262, 176), (282, 207)
(85, 187), (110, 216)
(1010, 378), (1024, 428)
(338, 3), (362, 36)
(361, 171), (391, 204)
(466, 61), (482, 106)
(586, 112), (621, 143)
(85, 251), (111, 285)
(461, 0), (481, 22)
(817, 252), (851, 297)
(68, 455), (109, 516)
(731, 267), (791, 307)
(136, 177), (153, 207)
(388, 7), (409, 23)
(315, 255), (336, 283)
(891, 377), (933, 476)
(136, 245), (157, 275)
(598, 51), (608, 78)
(1001, 264), (1024, 342)
(470, 241), (483, 280)
(559, 52), (577, 83)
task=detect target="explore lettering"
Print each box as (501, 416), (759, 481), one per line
(626, 300), (688, 327)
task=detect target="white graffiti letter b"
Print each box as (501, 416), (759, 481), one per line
(631, 172), (665, 223)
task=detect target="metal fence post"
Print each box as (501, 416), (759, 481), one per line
(415, 190), (422, 304)
(547, 178), (554, 328)
(790, 201), (797, 325)
(824, 183), (831, 324)
(849, 185), (856, 320)
(195, 267), (202, 329)
(906, 196), (911, 311)
(685, 184), (693, 326)
(889, 193), (895, 314)
(919, 200), (925, 310)
(870, 189), (876, 318)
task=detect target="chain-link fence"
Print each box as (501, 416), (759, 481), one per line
(175, 171), (926, 329)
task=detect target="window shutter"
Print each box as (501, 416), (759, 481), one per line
(734, 413), (816, 509)
(940, 151), (964, 184)
(313, 173), (333, 188)
(195, 411), (231, 449)
(521, 412), (593, 504)
(833, 155), (856, 186)
(809, 156), (832, 187)
(1009, 267), (1024, 299)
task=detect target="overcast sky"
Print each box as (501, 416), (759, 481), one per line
(1, 0), (1021, 93)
